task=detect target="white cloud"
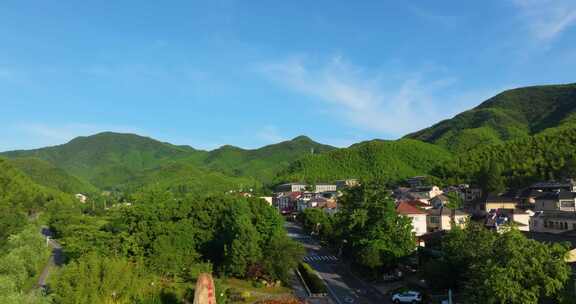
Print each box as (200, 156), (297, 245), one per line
(259, 56), (490, 137)
(512, 0), (576, 41)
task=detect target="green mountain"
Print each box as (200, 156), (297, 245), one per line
(275, 139), (453, 185)
(202, 135), (335, 182)
(436, 123), (576, 189)
(405, 83), (576, 152)
(2, 132), (203, 189)
(7, 157), (98, 194)
(1, 132), (335, 190)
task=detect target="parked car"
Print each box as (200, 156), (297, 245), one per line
(391, 291), (422, 303)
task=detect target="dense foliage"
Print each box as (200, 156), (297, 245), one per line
(275, 139), (452, 186)
(0, 225), (52, 304)
(47, 188), (304, 302)
(435, 125), (576, 190)
(423, 224), (571, 304)
(406, 83), (576, 152)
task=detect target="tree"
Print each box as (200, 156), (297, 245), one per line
(53, 253), (152, 304)
(477, 161), (506, 194)
(430, 224), (571, 303)
(467, 229), (570, 304)
(337, 181), (415, 273)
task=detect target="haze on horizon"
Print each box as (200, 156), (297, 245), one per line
(2, 0), (576, 151)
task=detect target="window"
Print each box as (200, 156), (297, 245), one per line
(429, 216), (440, 224)
(561, 200), (575, 208)
(565, 222), (569, 230)
(544, 221), (548, 228)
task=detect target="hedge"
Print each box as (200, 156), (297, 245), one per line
(298, 262), (327, 294)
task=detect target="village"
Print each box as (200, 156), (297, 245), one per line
(269, 177), (576, 302)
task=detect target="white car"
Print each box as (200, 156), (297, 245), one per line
(391, 291), (422, 303)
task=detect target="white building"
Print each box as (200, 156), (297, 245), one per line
(75, 193), (88, 203)
(314, 183), (337, 193)
(396, 201), (427, 236)
(276, 183), (307, 193)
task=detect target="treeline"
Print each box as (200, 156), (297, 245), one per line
(275, 139), (452, 186)
(48, 187), (304, 302)
(434, 124), (576, 189)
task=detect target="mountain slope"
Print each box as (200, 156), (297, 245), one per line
(405, 83), (576, 152)
(436, 123), (576, 189)
(120, 162), (260, 195)
(275, 139), (453, 185)
(0, 157), (75, 242)
(1, 133), (335, 188)
(7, 157), (98, 194)
(2, 132), (208, 189)
(202, 136), (335, 183)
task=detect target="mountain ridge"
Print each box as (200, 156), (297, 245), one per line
(405, 83), (576, 152)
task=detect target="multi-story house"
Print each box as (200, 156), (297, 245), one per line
(483, 193), (519, 212)
(530, 191), (576, 233)
(426, 207), (469, 232)
(273, 192), (302, 214)
(276, 183), (308, 193)
(535, 191), (576, 212)
(396, 201), (427, 236)
(411, 186), (443, 200)
(486, 209), (532, 232)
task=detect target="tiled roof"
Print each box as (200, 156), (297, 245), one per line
(396, 201), (427, 215)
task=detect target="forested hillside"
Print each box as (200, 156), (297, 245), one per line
(203, 136), (334, 183)
(0, 158), (74, 243)
(275, 139), (452, 185)
(406, 83), (576, 152)
(1, 132), (204, 189)
(434, 124), (576, 189)
(119, 162), (260, 195)
(1, 133), (334, 189)
(7, 158), (98, 194)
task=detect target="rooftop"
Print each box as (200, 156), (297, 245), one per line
(396, 201), (427, 215)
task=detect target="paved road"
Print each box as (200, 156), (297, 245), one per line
(286, 222), (391, 304)
(36, 227), (63, 289)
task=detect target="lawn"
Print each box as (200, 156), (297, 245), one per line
(223, 278), (294, 303)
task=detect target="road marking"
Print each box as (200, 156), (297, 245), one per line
(303, 255), (339, 262)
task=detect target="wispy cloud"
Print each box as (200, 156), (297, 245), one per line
(512, 0), (576, 41)
(256, 125), (286, 143)
(408, 6), (461, 28)
(259, 56), (494, 137)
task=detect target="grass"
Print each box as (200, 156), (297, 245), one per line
(223, 278), (293, 303)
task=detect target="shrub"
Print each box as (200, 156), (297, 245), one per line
(297, 263), (327, 294)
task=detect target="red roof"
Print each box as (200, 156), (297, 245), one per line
(396, 201), (427, 215)
(403, 200), (428, 208)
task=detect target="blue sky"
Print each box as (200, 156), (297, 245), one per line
(1, 0), (576, 151)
